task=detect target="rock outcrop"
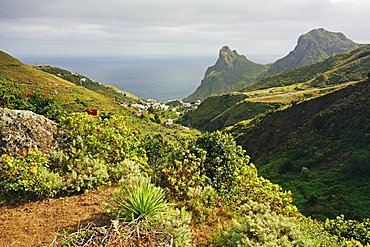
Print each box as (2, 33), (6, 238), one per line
(0, 108), (66, 156)
(210, 46), (240, 71)
(184, 46), (268, 102)
(266, 28), (363, 76)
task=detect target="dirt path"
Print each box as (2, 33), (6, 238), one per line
(0, 188), (114, 247)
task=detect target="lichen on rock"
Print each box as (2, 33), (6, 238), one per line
(0, 108), (66, 156)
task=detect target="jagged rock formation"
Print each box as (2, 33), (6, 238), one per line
(0, 108), (66, 156)
(266, 28), (363, 76)
(184, 46), (268, 102)
(208, 46), (240, 71)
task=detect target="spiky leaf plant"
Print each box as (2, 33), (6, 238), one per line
(107, 176), (171, 221)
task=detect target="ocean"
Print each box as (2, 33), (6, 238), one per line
(18, 55), (217, 102)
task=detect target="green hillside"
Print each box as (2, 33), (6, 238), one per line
(184, 29), (362, 103)
(189, 43), (370, 222)
(190, 92), (283, 132)
(189, 44), (370, 132)
(227, 78), (370, 220)
(2, 51), (370, 246)
(242, 43), (370, 92)
(0, 51), (142, 113)
(184, 46), (268, 102)
(266, 28), (363, 76)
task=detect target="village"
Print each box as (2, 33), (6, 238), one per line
(83, 85), (202, 128)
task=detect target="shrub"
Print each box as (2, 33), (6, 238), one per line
(153, 207), (193, 247)
(186, 186), (221, 223)
(218, 201), (315, 247)
(50, 150), (109, 193)
(105, 175), (192, 246)
(60, 113), (146, 165)
(324, 215), (370, 245)
(0, 148), (62, 202)
(63, 156), (109, 193)
(194, 131), (248, 191)
(108, 159), (142, 182)
(0, 81), (66, 122)
(106, 175), (171, 222)
(161, 147), (208, 198)
(343, 150), (370, 177)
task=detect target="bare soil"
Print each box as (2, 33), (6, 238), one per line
(0, 188), (114, 247)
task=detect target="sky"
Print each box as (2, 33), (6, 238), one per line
(1, 0), (370, 63)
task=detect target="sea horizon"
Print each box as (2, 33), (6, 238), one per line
(18, 55), (217, 102)
(17, 54), (277, 102)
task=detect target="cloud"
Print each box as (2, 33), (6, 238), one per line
(1, 0), (369, 59)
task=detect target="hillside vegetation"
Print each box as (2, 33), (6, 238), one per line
(1, 51), (369, 246)
(0, 51), (140, 113)
(227, 78), (370, 221)
(190, 43), (370, 131)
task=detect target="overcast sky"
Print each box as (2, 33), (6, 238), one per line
(1, 0), (369, 62)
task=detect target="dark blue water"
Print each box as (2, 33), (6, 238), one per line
(18, 55), (216, 102)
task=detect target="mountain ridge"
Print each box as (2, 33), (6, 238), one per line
(189, 43), (370, 132)
(266, 28), (364, 76)
(185, 28), (364, 102)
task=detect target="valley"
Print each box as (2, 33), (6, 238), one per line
(0, 27), (370, 246)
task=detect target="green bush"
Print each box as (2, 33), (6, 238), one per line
(105, 174), (192, 246)
(49, 113), (149, 194)
(60, 113), (146, 165)
(186, 186), (220, 223)
(153, 207), (193, 247)
(0, 81), (66, 122)
(0, 148), (62, 202)
(343, 150), (370, 177)
(324, 215), (370, 245)
(106, 175), (171, 222)
(194, 131), (248, 191)
(218, 201), (315, 247)
(155, 131), (251, 198)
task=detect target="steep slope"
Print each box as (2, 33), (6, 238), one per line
(190, 92), (283, 132)
(242, 43), (370, 92)
(184, 46), (268, 102)
(266, 28), (363, 76)
(189, 93), (250, 131)
(190, 44), (370, 132)
(227, 78), (370, 220)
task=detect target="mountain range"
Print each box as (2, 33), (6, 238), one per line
(185, 28), (363, 102)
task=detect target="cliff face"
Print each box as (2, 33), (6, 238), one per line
(266, 28), (362, 76)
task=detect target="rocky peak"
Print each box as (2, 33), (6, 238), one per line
(266, 28), (362, 76)
(0, 108), (67, 156)
(213, 46), (240, 71)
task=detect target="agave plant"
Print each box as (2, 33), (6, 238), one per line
(107, 175), (171, 222)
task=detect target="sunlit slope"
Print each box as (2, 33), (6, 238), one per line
(241, 44), (370, 92)
(0, 51), (135, 111)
